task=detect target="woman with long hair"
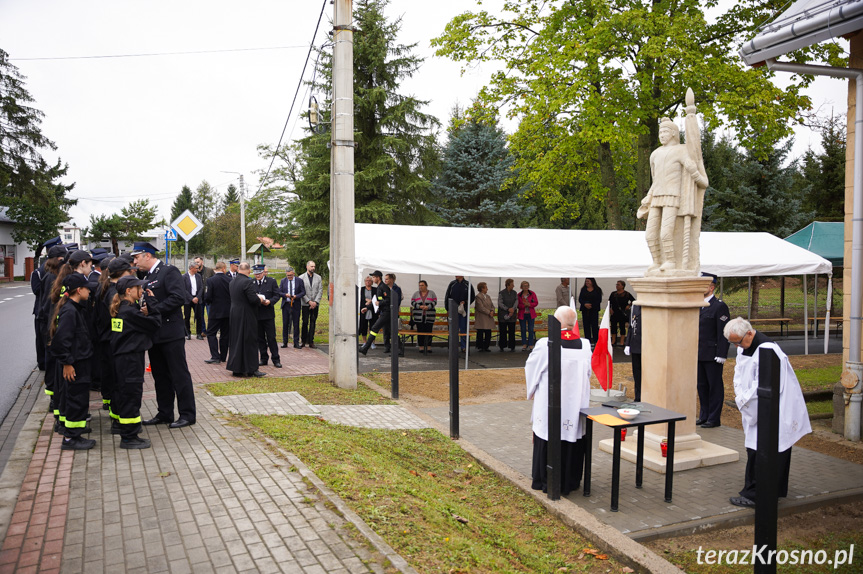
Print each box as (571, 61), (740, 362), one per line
(578, 278), (603, 344)
(48, 272), (96, 450)
(517, 281), (539, 351)
(93, 258), (136, 423)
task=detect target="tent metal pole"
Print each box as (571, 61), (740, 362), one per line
(804, 274), (809, 355)
(814, 275), (818, 338)
(720, 277), (724, 300)
(465, 277), (471, 371)
(825, 274), (833, 354)
(747, 277), (751, 321)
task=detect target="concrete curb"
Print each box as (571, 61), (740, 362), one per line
(357, 375), (682, 574)
(631, 486), (863, 543)
(0, 374), (49, 545)
(244, 427), (419, 574)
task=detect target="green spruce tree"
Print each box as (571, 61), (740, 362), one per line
(429, 106), (530, 227)
(800, 115), (846, 221)
(259, 0), (441, 266)
(0, 48), (76, 248)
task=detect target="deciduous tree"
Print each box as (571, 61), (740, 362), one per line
(432, 0), (845, 229)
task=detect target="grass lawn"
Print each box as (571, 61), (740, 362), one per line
(241, 414), (631, 574)
(796, 364), (842, 392)
(206, 374), (394, 405)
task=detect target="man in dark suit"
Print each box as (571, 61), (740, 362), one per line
(279, 266), (305, 348)
(131, 242), (196, 429)
(697, 272), (730, 428)
(253, 264), (282, 368)
(204, 261), (232, 364)
(183, 262), (204, 340)
(195, 256), (214, 334)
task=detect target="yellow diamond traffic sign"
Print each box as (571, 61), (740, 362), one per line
(170, 209), (204, 241)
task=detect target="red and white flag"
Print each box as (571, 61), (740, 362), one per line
(591, 301), (614, 391)
(569, 296), (580, 338)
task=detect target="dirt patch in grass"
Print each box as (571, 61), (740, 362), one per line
(364, 364), (635, 409)
(646, 500), (863, 573)
(206, 374), (395, 405)
(242, 414), (632, 574)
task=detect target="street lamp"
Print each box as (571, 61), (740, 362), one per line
(220, 171), (247, 260)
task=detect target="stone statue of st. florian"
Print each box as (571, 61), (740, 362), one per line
(620, 89), (739, 472)
(637, 88), (709, 277)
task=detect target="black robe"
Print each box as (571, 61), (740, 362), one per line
(226, 274), (262, 375)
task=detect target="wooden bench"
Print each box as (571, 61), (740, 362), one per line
(748, 317), (792, 336)
(810, 316), (844, 338)
(392, 310), (547, 347)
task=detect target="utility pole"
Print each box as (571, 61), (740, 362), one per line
(330, 0), (358, 389)
(221, 171), (247, 262)
(239, 174), (247, 260)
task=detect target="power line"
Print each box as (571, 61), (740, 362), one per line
(256, 0), (328, 195)
(10, 45), (309, 62)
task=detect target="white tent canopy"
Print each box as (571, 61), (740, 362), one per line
(355, 224), (833, 278)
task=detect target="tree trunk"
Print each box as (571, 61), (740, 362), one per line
(750, 276), (761, 318)
(597, 141), (622, 230)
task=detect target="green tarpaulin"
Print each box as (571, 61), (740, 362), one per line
(785, 221), (844, 267)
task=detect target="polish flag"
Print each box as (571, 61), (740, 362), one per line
(591, 301), (613, 391)
(569, 296), (580, 338)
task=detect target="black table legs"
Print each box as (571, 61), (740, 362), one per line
(583, 417), (592, 497)
(635, 424), (644, 489)
(665, 421), (675, 503)
(611, 427), (622, 511)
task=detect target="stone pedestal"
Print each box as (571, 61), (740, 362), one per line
(598, 276), (739, 473)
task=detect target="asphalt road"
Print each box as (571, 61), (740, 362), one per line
(0, 283), (37, 425)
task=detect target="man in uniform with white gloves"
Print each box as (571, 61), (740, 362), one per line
(724, 317), (811, 508)
(697, 273), (730, 428)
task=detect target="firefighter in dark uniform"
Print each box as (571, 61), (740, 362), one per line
(110, 276), (162, 449)
(358, 272), (401, 355)
(130, 241), (196, 429)
(253, 264), (282, 368)
(697, 272), (730, 428)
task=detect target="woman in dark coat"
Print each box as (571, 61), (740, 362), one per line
(578, 278), (602, 344)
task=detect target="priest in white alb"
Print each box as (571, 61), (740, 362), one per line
(525, 306), (592, 495)
(723, 317), (811, 508)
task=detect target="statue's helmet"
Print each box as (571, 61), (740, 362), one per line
(659, 117), (680, 138)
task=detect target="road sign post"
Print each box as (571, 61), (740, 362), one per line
(170, 210), (204, 272)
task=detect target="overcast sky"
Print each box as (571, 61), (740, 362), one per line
(0, 0), (848, 230)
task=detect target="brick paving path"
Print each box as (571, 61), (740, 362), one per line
(421, 401), (863, 538)
(0, 415), (72, 574)
(0, 338), (408, 574)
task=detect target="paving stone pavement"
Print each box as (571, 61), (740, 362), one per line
(421, 401), (863, 538)
(0, 337), (410, 574)
(55, 392), (392, 574)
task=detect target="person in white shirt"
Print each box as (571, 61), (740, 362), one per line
(525, 306), (592, 495)
(724, 317), (811, 508)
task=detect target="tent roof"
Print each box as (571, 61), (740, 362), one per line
(785, 221), (844, 266)
(355, 224), (833, 278)
(739, 0), (863, 65)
